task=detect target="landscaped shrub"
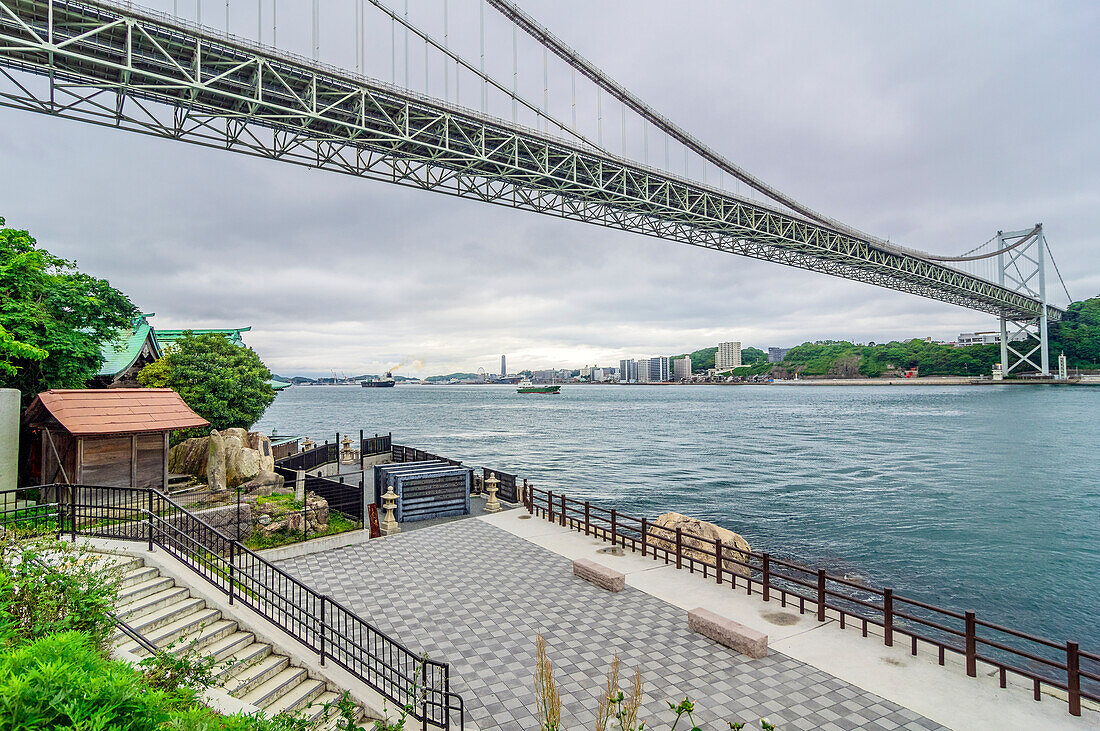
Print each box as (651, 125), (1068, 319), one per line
(0, 537), (120, 653)
(0, 630), (184, 729)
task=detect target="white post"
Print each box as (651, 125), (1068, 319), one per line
(997, 231), (1009, 375)
(1037, 224), (1050, 376)
(0, 389), (19, 514)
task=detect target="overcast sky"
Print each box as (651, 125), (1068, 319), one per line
(1, 1), (1097, 377)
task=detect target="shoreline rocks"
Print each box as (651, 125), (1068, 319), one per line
(648, 512), (753, 577)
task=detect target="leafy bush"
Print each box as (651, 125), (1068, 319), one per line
(138, 331), (275, 437)
(0, 631), (185, 729)
(0, 537), (120, 653)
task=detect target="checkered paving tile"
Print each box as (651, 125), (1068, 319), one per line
(275, 519), (944, 730)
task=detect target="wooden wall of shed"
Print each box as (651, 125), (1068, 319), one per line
(40, 429), (76, 484)
(134, 433), (164, 489)
(81, 436), (132, 487)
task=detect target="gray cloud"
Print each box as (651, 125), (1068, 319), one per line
(1, 0), (1096, 377)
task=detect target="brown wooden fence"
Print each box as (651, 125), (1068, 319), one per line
(524, 486), (1098, 717)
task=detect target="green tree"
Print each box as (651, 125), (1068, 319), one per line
(138, 332), (275, 433)
(741, 347), (768, 365)
(0, 217), (137, 403)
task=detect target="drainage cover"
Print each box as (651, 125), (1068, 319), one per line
(597, 546), (625, 556)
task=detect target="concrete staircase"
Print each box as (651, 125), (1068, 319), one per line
(110, 554), (367, 729)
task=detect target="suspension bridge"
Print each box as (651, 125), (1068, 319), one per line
(0, 0), (1071, 374)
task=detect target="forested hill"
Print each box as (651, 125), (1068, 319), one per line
(668, 296), (1100, 377)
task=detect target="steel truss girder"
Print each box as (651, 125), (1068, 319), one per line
(0, 0), (1062, 323)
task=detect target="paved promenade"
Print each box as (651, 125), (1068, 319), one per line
(275, 518), (945, 729)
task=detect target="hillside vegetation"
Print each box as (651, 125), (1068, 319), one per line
(669, 296), (1100, 378)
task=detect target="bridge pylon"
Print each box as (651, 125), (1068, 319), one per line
(997, 224), (1049, 376)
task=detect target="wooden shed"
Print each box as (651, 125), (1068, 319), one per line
(24, 389), (209, 489)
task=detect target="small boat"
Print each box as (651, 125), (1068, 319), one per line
(517, 379), (561, 394)
(362, 372), (396, 388)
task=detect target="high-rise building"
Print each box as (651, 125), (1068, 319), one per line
(647, 356), (670, 383)
(673, 356), (692, 380)
(767, 347), (790, 363)
(501, 355), (506, 377)
(619, 359), (638, 383)
(636, 359), (650, 384)
(716, 341), (742, 371)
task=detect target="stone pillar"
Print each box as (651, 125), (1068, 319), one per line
(0, 389), (18, 514)
(294, 469), (305, 502)
(380, 484), (401, 535)
(484, 472), (501, 513)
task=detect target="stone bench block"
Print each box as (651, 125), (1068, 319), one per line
(572, 558), (625, 592)
(688, 607), (768, 659)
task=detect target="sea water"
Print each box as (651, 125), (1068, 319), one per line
(255, 384), (1100, 652)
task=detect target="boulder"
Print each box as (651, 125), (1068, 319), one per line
(205, 430), (227, 493)
(240, 469), (283, 496)
(222, 427), (250, 447)
(168, 436), (210, 477)
(248, 432), (275, 473)
(648, 512), (752, 577)
(305, 492), (329, 526)
(225, 441), (261, 488)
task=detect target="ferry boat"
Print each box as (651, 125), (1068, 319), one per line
(517, 379), (561, 394)
(361, 372), (396, 388)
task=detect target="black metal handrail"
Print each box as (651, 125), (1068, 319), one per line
(526, 486), (1097, 718)
(1, 485), (463, 729)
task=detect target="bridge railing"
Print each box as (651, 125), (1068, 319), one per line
(526, 486), (1098, 717)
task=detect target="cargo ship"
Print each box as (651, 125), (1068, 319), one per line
(517, 379), (561, 394)
(361, 372), (396, 388)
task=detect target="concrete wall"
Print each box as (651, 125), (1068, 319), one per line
(0, 389), (18, 511)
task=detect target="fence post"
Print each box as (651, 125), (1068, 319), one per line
(584, 501), (590, 536)
(883, 589), (894, 647)
(228, 540), (236, 606)
(319, 595), (326, 666)
(715, 538), (723, 585)
(1068, 641), (1081, 716)
(641, 517), (647, 557)
(762, 553), (770, 601)
(817, 569), (826, 622)
(548, 490), (554, 522)
(147, 489), (154, 552)
(70, 486), (77, 541)
(610, 509), (616, 545)
(965, 611), (977, 677)
(560, 493), (566, 527)
(421, 661), (429, 731)
(675, 527), (682, 569)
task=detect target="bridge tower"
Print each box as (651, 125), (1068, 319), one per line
(997, 224), (1049, 376)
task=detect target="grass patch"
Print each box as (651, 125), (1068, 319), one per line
(255, 493), (303, 510)
(244, 512), (360, 551)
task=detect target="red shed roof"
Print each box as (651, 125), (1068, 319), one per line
(25, 388), (210, 436)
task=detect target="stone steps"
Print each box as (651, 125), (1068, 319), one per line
(105, 554), (370, 727)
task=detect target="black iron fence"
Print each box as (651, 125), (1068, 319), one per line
(0, 484), (464, 729)
(481, 468), (519, 503)
(391, 444), (462, 466)
(276, 442), (338, 472)
(524, 486), (1097, 718)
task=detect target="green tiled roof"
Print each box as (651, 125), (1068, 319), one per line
(155, 327), (251, 348)
(97, 315), (160, 377)
(268, 378), (291, 391)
